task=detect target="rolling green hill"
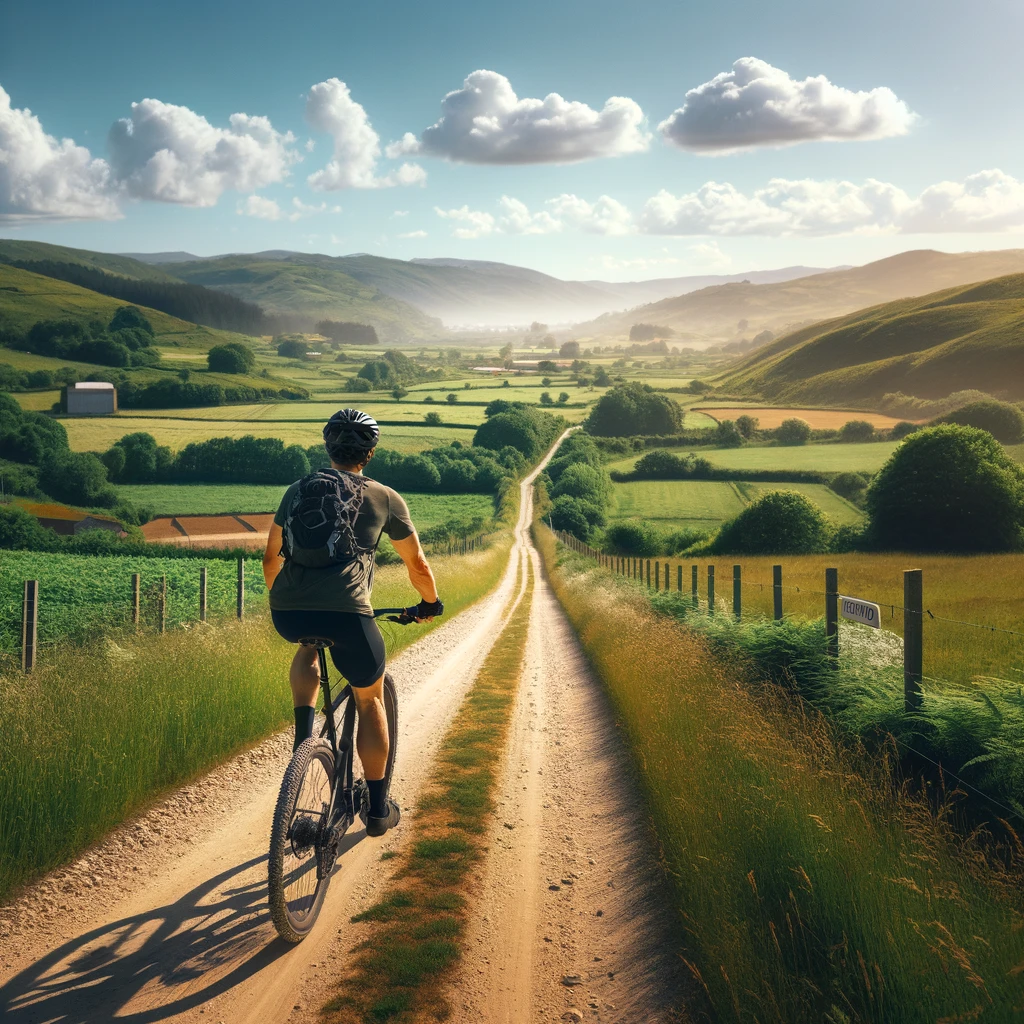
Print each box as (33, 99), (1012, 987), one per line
(167, 254), (443, 341)
(574, 249), (1024, 344)
(714, 273), (1024, 403)
(0, 239), (179, 282)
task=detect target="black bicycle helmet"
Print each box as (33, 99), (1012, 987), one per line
(323, 408), (380, 463)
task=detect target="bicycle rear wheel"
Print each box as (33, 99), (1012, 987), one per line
(268, 738), (335, 943)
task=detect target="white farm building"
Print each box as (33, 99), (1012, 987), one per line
(67, 382), (116, 416)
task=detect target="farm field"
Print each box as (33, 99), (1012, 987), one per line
(108, 400), (493, 425)
(649, 552), (1024, 686)
(62, 417), (476, 453)
(693, 406), (915, 429)
(611, 479), (864, 532)
(12, 390), (59, 411)
(608, 440), (900, 476)
(116, 483), (495, 523)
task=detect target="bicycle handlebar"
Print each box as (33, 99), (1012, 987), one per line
(373, 606), (418, 625)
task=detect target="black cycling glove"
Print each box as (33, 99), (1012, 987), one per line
(415, 598), (444, 619)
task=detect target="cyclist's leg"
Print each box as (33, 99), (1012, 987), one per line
(349, 674), (388, 780)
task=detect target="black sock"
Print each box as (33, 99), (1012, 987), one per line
(293, 706), (316, 751)
(366, 778), (388, 818)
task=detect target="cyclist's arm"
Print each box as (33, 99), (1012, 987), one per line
(391, 532), (439, 605)
(263, 523), (285, 589)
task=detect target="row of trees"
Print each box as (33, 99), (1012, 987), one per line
(2, 306), (161, 369)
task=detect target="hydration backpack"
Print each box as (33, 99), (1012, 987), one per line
(281, 470), (376, 569)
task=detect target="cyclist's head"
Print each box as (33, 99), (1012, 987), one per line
(323, 408), (380, 467)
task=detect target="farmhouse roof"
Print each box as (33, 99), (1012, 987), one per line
(71, 382), (115, 391)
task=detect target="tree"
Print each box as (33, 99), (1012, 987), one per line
(593, 367), (611, 387)
(937, 400), (1024, 444)
(207, 342), (255, 374)
(499, 341), (514, 361)
(866, 424), (1024, 552)
(446, 393), (458, 404)
(829, 472), (870, 504)
(603, 520), (664, 556)
(776, 418), (812, 446)
(537, 360), (557, 373)
(559, 340), (581, 359)
(550, 463), (611, 508)
(542, 377), (552, 387)
(529, 322), (548, 334)
(39, 451), (117, 508)
(714, 491), (833, 555)
(839, 419), (875, 443)
(586, 382), (683, 437)
(714, 419), (744, 448)
(539, 391), (553, 405)
(424, 411), (443, 425)
(688, 379), (713, 394)
(0, 504), (57, 550)
(315, 321), (378, 345)
(391, 385), (409, 401)
(109, 306), (154, 336)
(735, 414), (759, 439)
(549, 495), (593, 540)
(277, 338), (308, 359)
(501, 379), (511, 388)
(474, 411), (542, 459)
(890, 421), (919, 440)
(558, 392), (570, 404)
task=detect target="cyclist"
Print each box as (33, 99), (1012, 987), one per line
(262, 409), (443, 837)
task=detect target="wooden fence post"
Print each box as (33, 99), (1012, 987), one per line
(677, 564), (682, 592)
(131, 572), (140, 626)
(21, 579), (38, 674)
(708, 565), (715, 614)
(159, 575), (167, 634)
(691, 565), (698, 608)
(237, 557), (245, 620)
(825, 567), (839, 665)
(904, 569), (923, 712)
(733, 565), (742, 620)
(200, 566), (208, 623)
(646, 559), (651, 588)
(773, 564), (783, 621)
(655, 561), (660, 590)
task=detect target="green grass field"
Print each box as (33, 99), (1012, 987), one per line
(115, 483), (495, 522)
(62, 416), (476, 453)
(610, 479), (865, 532)
(12, 390), (60, 410)
(608, 440), (900, 476)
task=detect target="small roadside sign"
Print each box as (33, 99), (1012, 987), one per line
(839, 595), (881, 629)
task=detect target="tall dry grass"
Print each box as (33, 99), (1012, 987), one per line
(537, 526), (1024, 1022)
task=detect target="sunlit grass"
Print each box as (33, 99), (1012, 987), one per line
(538, 526), (1024, 1023)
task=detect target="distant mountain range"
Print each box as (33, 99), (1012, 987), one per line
(714, 272), (1024, 403)
(574, 248), (1024, 345)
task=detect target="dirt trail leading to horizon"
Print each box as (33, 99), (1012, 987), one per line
(0, 431), (688, 1023)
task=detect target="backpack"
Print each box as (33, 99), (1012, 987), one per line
(281, 469), (376, 569)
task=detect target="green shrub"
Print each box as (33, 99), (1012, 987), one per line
(866, 424), (1024, 552)
(714, 419), (744, 447)
(207, 342), (255, 374)
(776, 418), (812, 445)
(828, 471), (870, 503)
(549, 494), (593, 539)
(936, 400), (1024, 444)
(424, 411), (443, 426)
(585, 382), (682, 436)
(890, 420), (919, 439)
(549, 463), (611, 507)
(603, 520), (663, 556)
(735, 414), (759, 439)
(838, 419), (875, 442)
(714, 491), (833, 555)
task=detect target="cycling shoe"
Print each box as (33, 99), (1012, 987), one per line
(365, 798), (401, 837)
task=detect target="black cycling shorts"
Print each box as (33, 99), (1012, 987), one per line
(271, 609), (386, 688)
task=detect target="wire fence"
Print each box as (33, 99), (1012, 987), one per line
(551, 530), (1024, 700)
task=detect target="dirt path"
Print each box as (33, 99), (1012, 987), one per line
(0, 442), (556, 1024)
(447, 541), (690, 1023)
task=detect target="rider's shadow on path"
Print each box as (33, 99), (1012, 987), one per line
(0, 832), (364, 1024)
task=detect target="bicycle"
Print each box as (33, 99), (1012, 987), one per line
(267, 606), (415, 943)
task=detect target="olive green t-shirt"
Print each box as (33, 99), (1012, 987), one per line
(270, 471), (415, 616)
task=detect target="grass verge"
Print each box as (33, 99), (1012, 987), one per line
(537, 526), (1024, 1023)
(323, 557), (534, 1023)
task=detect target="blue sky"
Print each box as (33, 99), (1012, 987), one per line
(2, 0), (1022, 279)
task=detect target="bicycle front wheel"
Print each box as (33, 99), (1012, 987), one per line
(268, 738), (335, 943)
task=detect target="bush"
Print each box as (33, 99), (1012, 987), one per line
(0, 504), (57, 550)
(549, 463), (611, 507)
(735, 414), (759, 439)
(474, 411), (541, 459)
(277, 338), (308, 359)
(586, 382), (682, 437)
(446, 393), (458, 404)
(890, 421), (919, 440)
(828, 471), (870, 503)
(776, 418), (812, 446)
(866, 424), (1024, 552)
(424, 411), (443, 426)
(207, 342), (256, 374)
(714, 491), (833, 555)
(557, 392), (569, 404)
(714, 419), (744, 448)
(936, 400), (1024, 444)
(539, 392), (553, 405)
(346, 376), (373, 392)
(38, 451), (118, 508)
(549, 495), (593, 539)
(838, 419), (875, 443)
(603, 520), (664, 556)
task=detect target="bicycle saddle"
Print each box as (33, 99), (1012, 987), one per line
(297, 636), (335, 648)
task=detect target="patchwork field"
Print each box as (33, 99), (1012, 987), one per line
(62, 417), (476, 454)
(116, 484), (495, 524)
(610, 479), (864, 532)
(608, 441), (900, 476)
(693, 406), (915, 430)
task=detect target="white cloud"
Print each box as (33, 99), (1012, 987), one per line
(239, 194), (283, 220)
(688, 241), (732, 269)
(389, 69), (649, 164)
(399, 229), (427, 239)
(434, 205), (496, 239)
(546, 193), (633, 235)
(640, 170), (1024, 235)
(108, 98), (298, 206)
(435, 193), (634, 239)
(289, 197), (342, 220)
(392, 209), (409, 217)
(0, 85), (119, 220)
(659, 57), (916, 153)
(305, 78), (425, 190)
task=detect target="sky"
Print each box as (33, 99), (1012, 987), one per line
(2, 0), (1023, 280)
